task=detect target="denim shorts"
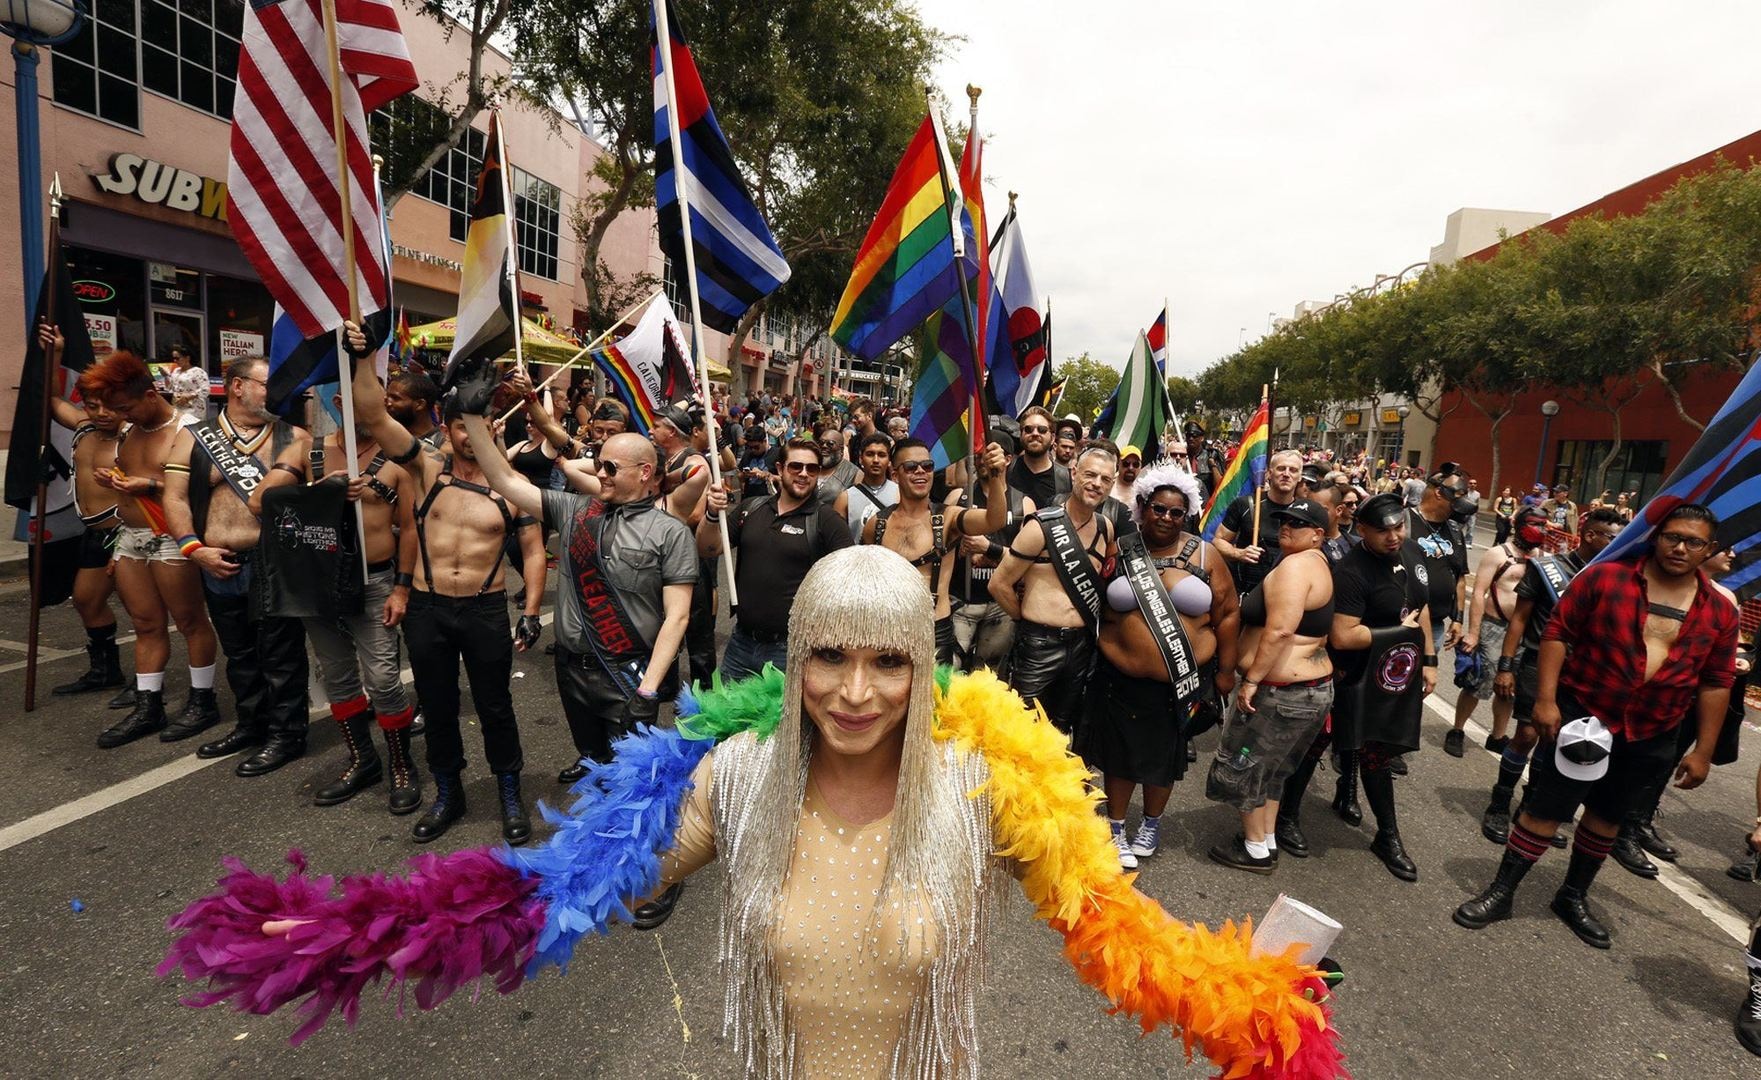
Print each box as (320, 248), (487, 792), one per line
(1206, 679), (1334, 813)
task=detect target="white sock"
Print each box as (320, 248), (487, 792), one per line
(1244, 838), (1271, 860)
(137, 671), (165, 692)
(188, 664), (216, 690)
(1264, 833), (1278, 852)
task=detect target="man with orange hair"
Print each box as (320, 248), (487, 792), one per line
(55, 338), (222, 749)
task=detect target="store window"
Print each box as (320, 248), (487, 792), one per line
(65, 246), (149, 357)
(141, 0), (245, 119)
(1552, 439), (1668, 505)
(511, 167), (561, 281)
(51, 0), (141, 129)
(206, 274), (274, 374)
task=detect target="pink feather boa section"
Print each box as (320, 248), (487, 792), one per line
(156, 849), (545, 1044)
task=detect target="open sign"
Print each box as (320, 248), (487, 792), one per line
(72, 280), (115, 303)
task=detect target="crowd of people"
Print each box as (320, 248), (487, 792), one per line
(35, 317), (1761, 1057)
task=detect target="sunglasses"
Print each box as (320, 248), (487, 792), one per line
(597, 459), (636, 477)
(896, 460), (935, 474)
(783, 461), (821, 475)
(1144, 504), (1187, 519)
(1020, 425), (1051, 434)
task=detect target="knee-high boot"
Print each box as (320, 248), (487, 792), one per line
(1276, 754), (1321, 857)
(1331, 749), (1362, 826)
(1361, 765), (1417, 881)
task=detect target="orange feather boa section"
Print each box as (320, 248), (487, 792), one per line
(933, 671), (1348, 1080)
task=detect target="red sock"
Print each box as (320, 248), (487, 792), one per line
(1507, 823), (1551, 862)
(376, 705), (415, 731)
(331, 694), (371, 722)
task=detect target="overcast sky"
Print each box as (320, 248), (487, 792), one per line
(915, 0), (1761, 378)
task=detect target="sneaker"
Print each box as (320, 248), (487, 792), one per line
(1128, 818), (1160, 858)
(1444, 729), (1466, 758)
(1738, 968), (1761, 1056)
(1111, 823), (1138, 870)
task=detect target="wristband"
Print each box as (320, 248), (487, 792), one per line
(524, 391), (538, 404)
(986, 541), (1004, 562)
(178, 535), (203, 557)
(1495, 656), (1516, 673)
(1422, 653), (1438, 666)
(636, 688), (659, 700)
(393, 572), (413, 588)
(705, 513), (721, 523)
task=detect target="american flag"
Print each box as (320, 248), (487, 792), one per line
(228, 0), (416, 340)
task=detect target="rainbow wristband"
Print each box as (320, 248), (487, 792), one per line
(178, 535), (203, 557)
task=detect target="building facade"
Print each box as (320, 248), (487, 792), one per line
(0, 0), (660, 450)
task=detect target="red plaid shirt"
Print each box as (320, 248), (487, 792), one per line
(1541, 556), (1737, 740)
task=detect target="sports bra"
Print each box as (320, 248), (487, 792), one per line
(1240, 579), (1334, 637)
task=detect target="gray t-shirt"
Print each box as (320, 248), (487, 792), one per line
(543, 490), (698, 656)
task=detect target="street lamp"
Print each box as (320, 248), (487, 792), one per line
(2, 0), (85, 326)
(1395, 404), (1410, 467)
(1535, 399), (1560, 486)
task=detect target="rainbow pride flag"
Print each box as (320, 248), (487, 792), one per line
(907, 296), (981, 470)
(829, 115), (964, 361)
(1199, 399), (1269, 541)
(588, 295), (697, 435)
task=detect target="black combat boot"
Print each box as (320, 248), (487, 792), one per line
(1550, 847), (1613, 949)
(1612, 815), (1659, 879)
(313, 712), (384, 806)
(160, 688), (223, 742)
(97, 689), (167, 748)
(1453, 849), (1535, 929)
(1362, 766), (1417, 881)
(1480, 784), (1515, 845)
(54, 628), (124, 696)
(382, 725), (422, 815)
(497, 772), (531, 845)
(412, 771), (467, 843)
(1331, 751), (1363, 826)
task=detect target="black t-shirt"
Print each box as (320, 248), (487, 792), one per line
(1513, 549), (1586, 651)
(729, 495), (854, 634)
(1220, 492), (1291, 593)
(1331, 540), (1430, 682)
(1098, 496), (1138, 542)
(1007, 457), (1066, 511)
(1405, 509), (1468, 619)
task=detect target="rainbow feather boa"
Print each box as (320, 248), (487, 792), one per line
(159, 666), (1345, 1078)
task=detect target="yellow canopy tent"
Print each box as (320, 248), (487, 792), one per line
(408, 315), (732, 381)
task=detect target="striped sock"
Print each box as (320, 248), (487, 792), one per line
(1572, 828), (1615, 862)
(1507, 823), (1551, 862)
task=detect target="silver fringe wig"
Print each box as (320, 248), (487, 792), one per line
(709, 545), (1002, 1079)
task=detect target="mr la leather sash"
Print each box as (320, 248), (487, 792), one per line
(1037, 506), (1102, 630)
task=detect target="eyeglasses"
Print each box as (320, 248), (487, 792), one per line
(235, 376), (267, 387)
(1656, 531), (1711, 552)
(896, 460), (935, 474)
(783, 461), (820, 475)
(1144, 504), (1187, 519)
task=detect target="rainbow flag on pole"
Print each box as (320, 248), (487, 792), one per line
(829, 115), (964, 361)
(1199, 397), (1270, 541)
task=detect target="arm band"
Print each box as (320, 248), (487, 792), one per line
(162, 462), (189, 474)
(178, 535), (203, 557)
(271, 462), (303, 480)
(393, 572), (413, 588)
(388, 439), (424, 465)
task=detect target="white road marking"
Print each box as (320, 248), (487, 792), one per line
(0, 610), (557, 853)
(0, 632), (141, 676)
(1424, 693), (1750, 944)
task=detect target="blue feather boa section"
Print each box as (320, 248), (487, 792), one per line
(495, 668), (786, 974)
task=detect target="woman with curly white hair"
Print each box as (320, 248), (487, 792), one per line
(1080, 462), (1240, 867)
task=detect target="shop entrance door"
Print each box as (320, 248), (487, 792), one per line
(151, 310), (204, 371)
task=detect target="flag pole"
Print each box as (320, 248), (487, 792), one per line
(929, 88), (983, 481)
(320, 0), (367, 580)
(1158, 299), (1178, 456)
(1251, 382), (1269, 544)
(654, 0), (737, 610)
(491, 109), (528, 378)
(24, 176), (65, 711)
(1044, 294), (1054, 411)
(495, 288), (667, 424)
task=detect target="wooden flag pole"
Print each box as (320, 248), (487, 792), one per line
(1251, 382), (1269, 543)
(24, 176), (65, 711)
(655, 0), (737, 610)
(320, 0), (368, 581)
(494, 287), (665, 425)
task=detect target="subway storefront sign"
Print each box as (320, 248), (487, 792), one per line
(92, 154), (229, 223)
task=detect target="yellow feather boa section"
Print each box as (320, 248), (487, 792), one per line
(932, 670), (1346, 1080)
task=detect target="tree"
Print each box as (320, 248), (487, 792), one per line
(1054, 353), (1119, 424)
(521, 0), (946, 354)
(1164, 375), (1200, 417)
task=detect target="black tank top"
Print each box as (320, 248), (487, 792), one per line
(510, 441), (553, 488)
(1240, 580), (1334, 637)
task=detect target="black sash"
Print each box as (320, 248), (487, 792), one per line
(1534, 554), (1571, 603)
(191, 417), (270, 504)
(1118, 531), (1203, 700)
(569, 496), (650, 670)
(1038, 507), (1102, 630)
(1336, 623), (1426, 753)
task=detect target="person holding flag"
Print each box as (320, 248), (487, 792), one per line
(1215, 448), (1303, 595)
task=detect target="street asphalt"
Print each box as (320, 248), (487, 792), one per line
(0, 550), (1757, 1080)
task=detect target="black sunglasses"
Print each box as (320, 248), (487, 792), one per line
(1144, 504), (1187, 519)
(597, 459), (636, 477)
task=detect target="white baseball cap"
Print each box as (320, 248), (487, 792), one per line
(1554, 716), (1614, 782)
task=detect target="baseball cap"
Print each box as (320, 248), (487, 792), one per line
(1119, 444), (1143, 462)
(1054, 418), (1083, 440)
(1355, 492), (1407, 530)
(1554, 716), (1614, 782)
(1271, 499), (1329, 530)
(654, 403), (694, 434)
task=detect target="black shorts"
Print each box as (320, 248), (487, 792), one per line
(77, 527), (114, 570)
(1513, 657), (1540, 722)
(1523, 688), (1681, 824)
